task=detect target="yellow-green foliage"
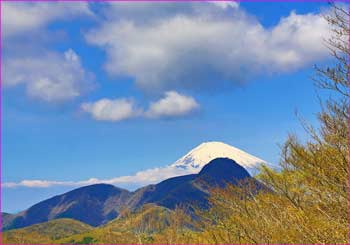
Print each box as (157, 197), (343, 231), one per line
(159, 4), (349, 244)
(56, 204), (173, 244)
(147, 5), (349, 244)
(3, 218), (93, 244)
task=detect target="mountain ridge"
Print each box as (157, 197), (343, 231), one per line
(3, 157), (261, 231)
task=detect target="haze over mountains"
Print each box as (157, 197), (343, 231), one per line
(3, 142), (266, 231)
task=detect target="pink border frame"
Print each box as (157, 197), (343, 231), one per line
(0, 0), (349, 245)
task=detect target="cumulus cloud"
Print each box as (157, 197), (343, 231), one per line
(3, 3), (95, 102)
(85, 3), (331, 93)
(81, 98), (140, 122)
(3, 49), (94, 102)
(81, 91), (199, 121)
(3, 2), (92, 38)
(210, 1), (239, 9)
(146, 91), (199, 118)
(101, 1), (236, 25)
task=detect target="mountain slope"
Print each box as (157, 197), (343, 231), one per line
(2, 212), (15, 229)
(130, 174), (206, 210)
(4, 157), (263, 231)
(130, 158), (256, 210)
(3, 218), (93, 244)
(196, 157), (251, 186)
(5, 184), (131, 230)
(56, 204), (172, 245)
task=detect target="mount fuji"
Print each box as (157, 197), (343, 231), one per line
(4, 141), (267, 189)
(4, 158), (265, 230)
(117, 141), (268, 187)
(4, 142), (268, 230)
(170, 141), (266, 175)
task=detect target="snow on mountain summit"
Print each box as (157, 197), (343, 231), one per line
(171, 141), (266, 174)
(4, 141), (267, 190)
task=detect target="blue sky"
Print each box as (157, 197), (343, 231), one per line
(2, 1), (332, 213)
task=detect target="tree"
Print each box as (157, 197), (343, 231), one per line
(195, 3), (350, 244)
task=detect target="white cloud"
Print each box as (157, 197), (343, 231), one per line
(86, 3), (331, 93)
(267, 11), (331, 70)
(4, 140), (269, 189)
(3, 2), (92, 38)
(81, 91), (199, 121)
(81, 98), (140, 122)
(3, 139), (268, 189)
(3, 3), (95, 102)
(103, 166), (188, 186)
(210, 1), (239, 9)
(3, 49), (94, 102)
(146, 91), (199, 118)
(3, 180), (75, 188)
(3, 165), (189, 189)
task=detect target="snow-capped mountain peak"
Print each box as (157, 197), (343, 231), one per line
(171, 141), (266, 174)
(4, 141), (267, 191)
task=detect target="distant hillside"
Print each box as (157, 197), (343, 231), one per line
(3, 218), (93, 244)
(2, 212), (15, 229)
(4, 158), (261, 231)
(5, 184), (131, 230)
(54, 205), (172, 244)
